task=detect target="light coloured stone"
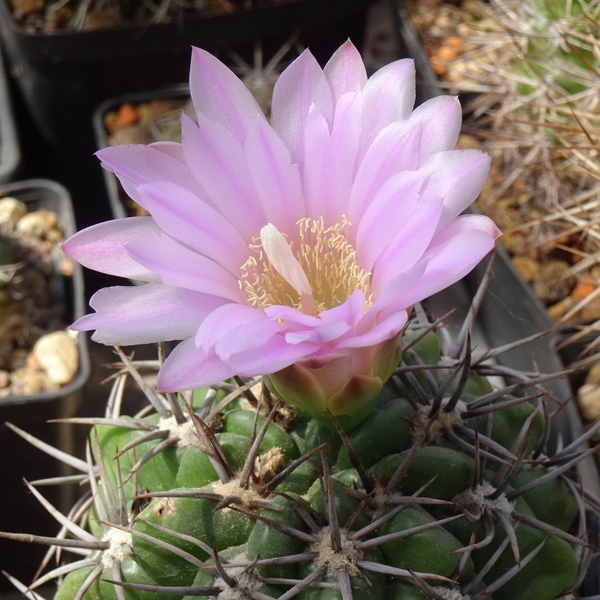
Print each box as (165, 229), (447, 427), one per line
(585, 362), (600, 386)
(33, 331), (79, 385)
(16, 209), (60, 239)
(10, 367), (54, 395)
(0, 197), (27, 229)
(0, 370), (9, 388)
(577, 383), (600, 422)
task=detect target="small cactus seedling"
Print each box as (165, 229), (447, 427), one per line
(2, 276), (599, 600)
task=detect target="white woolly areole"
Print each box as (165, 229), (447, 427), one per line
(453, 482), (514, 517)
(101, 527), (133, 569)
(158, 416), (198, 447)
(436, 589), (468, 600)
(211, 478), (264, 512)
(411, 399), (468, 444)
(213, 552), (264, 600)
(367, 487), (397, 519)
(311, 527), (362, 577)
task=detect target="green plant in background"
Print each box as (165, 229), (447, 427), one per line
(515, 0), (598, 97)
(460, 0), (600, 203)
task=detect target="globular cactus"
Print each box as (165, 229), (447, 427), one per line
(3, 299), (598, 600)
(1, 38), (597, 600)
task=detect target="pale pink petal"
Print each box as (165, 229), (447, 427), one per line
(318, 290), (365, 328)
(228, 335), (316, 378)
(348, 121), (421, 224)
(408, 96), (462, 166)
(271, 49), (333, 164)
(285, 321), (351, 345)
(366, 261), (428, 323)
(96, 144), (207, 209)
(355, 170), (426, 271)
(125, 231), (243, 302)
(181, 114), (265, 240)
(370, 193), (445, 291)
(72, 284), (225, 345)
(135, 181), (248, 275)
(419, 150), (491, 231)
(245, 117), (306, 236)
(189, 46), (265, 144)
(323, 40), (367, 103)
(264, 305), (323, 328)
(61, 217), (161, 282)
(196, 303), (266, 350)
(215, 317), (287, 362)
(337, 310), (408, 348)
(158, 339), (235, 392)
(148, 141), (186, 163)
(300, 105), (332, 220)
(429, 213), (501, 248)
(360, 59), (415, 150)
(377, 226), (497, 313)
(303, 93), (362, 225)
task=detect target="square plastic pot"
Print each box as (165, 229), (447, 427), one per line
(0, 44), (21, 183)
(0, 178), (90, 405)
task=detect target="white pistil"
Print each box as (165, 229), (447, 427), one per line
(260, 223), (315, 314)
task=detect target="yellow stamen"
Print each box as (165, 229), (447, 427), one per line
(240, 217), (372, 315)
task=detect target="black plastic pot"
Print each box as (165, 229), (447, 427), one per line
(0, 0), (371, 148)
(0, 44), (21, 183)
(0, 178), (90, 405)
(93, 85), (190, 220)
(0, 178), (91, 590)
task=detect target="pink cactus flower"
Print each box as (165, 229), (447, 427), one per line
(63, 41), (499, 424)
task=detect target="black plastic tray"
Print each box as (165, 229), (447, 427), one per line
(0, 0), (371, 146)
(0, 178), (90, 405)
(0, 44), (20, 183)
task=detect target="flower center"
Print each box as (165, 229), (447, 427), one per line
(240, 217), (371, 315)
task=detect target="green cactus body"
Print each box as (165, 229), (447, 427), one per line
(6, 324), (588, 600)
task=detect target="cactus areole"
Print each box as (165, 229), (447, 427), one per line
(4, 40), (589, 600)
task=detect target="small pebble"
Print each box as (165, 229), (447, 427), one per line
(10, 367), (54, 395)
(0, 197), (27, 229)
(585, 362), (600, 387)
(0, 370), (9, 388)
(117, 103), (139, 128)
(16, 210), (60, 239)
(437, 46), (458, 62)
(578, 383), (600, 422)
(33, 331), (79, 385)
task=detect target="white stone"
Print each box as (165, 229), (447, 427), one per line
(578, 383), (600, 422)
(0, 197), (27, 229)
(16, 209), (60, 239)
(33, 331), (79, 385)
